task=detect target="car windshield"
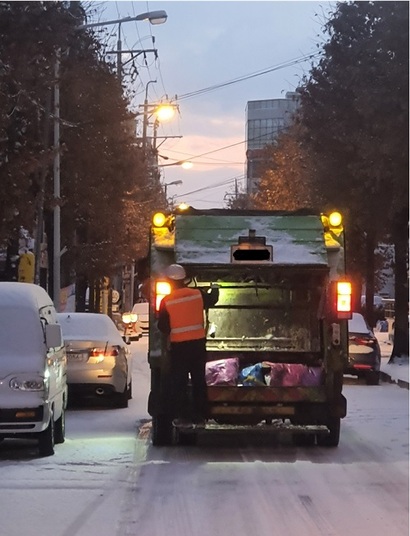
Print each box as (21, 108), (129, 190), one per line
(349, 313), (371, 334)
(57, 313), (123, 344)
(131, 302), (148, 316)
(0, 307), (44, 356)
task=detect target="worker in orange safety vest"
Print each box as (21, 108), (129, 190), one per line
(158, 264), (219, 429)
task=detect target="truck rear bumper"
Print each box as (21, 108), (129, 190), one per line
(208, 390), (347, 422)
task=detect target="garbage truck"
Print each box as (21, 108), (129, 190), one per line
(147, 207), (352, 447)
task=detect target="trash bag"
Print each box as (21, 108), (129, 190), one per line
(268, 363), (289, 386)
(267, 363), (322, 387)
(281, 364), (306, 386)
(239, 363), (266, 386)
(301, 366), (324, 386)
(206, 358), (239, 386)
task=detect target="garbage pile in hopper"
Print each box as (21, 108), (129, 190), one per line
(205, 358), (323, 387)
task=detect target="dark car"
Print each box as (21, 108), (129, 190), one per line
(345, 312), (381, 385)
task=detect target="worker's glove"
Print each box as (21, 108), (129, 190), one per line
(210, 283), (219, 289)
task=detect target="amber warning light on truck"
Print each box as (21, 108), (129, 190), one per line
(152, 212), (167, 227)
(155, 281), (171, 312)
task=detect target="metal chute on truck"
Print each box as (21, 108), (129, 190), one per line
(147, 207), (352, 447)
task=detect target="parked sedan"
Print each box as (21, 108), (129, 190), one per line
(131, 301), (149, 335)
(121, 301), (149, 340)
(346, 312), (381, 385)
(57, 312), (132, 407)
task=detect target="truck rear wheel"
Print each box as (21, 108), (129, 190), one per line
(317, 417), (340, 447)
(152, 415), (174, 446)
(292, 433), (316, 446)
(176, 429), (198, 446)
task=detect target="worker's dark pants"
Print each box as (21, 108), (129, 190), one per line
(169, 338), (208, 422)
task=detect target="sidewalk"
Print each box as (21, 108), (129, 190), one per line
(376, 332), (409, 390)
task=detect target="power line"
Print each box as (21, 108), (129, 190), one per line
(175, 174), (246, 199)
(176, 53), (319, 101)
(162, 123), (293, 164)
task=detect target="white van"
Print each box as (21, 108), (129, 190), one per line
(0, 282), (67, 456)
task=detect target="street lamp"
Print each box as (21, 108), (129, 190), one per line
(164, 180), (183, 208)
(77, 11), (168, 29)
(141, 100), (178, 150)
(164, 180), (183, 198)
(49, 12), (168, 311)
(159, 159), (193, 169)
(77, 11), (168, 80)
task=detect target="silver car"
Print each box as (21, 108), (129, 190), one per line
(121, 301), (149, 340)
(57, 312), (132, 407)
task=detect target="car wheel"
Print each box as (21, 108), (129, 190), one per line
(38, 415), (55, 457)
(127, 381), (132, 400)
(54, 407), (66, 444)
(151, 415), (174, 446)
(366, 370), (380, 385)
(115, 386), (129, 408)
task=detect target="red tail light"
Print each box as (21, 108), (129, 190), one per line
(329, 280), (352, 320)
(90, 347), (119, 357)
(350, 336), (374, 346)
(88, 346), (119, 364)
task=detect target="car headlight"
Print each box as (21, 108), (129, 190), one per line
(9, 376), (47, 392)
(122, 313), (138, 324)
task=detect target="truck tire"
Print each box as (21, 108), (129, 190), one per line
(152, 415), (174, 446)
(38, 415), (55, 457)
(176, 430), (198, 446)
(292, 433), (315, 446)
(317, 417), (340, 447)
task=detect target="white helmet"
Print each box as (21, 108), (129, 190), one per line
(166, 264), (186, 280)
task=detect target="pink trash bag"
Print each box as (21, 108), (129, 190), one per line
(205, 358), (239, 386)
(301, 366), (324, 386)
(281, 364), (306, 386)
(268, 363), (322, 387)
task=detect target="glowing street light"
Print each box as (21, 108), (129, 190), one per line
(158, 159), (193, 169)
(155, 104), (176, 122)
(181, 161), (193, 169)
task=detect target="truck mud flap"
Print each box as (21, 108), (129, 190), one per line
(329, 394), (347, 419)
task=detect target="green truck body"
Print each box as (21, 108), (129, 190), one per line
(147, 208), (350, 446)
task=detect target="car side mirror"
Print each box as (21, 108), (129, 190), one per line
(46, 324), (63, 349)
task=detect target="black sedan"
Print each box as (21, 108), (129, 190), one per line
(345, 312), (381, 385)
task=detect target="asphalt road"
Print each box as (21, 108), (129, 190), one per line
(0, 337), (408, 536)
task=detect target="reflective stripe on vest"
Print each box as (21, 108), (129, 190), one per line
(163, 288), (206, 343)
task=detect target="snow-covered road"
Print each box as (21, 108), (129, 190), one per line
(0, 338), (408, 536)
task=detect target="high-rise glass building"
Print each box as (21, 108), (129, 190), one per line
(246, 92), (300, 193)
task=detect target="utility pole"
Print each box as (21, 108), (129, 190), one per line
(53, 52), (61, 311)
(142, 80), (157, 150)
(34, 92), (51, 287)
(108, 25), (158, 83)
